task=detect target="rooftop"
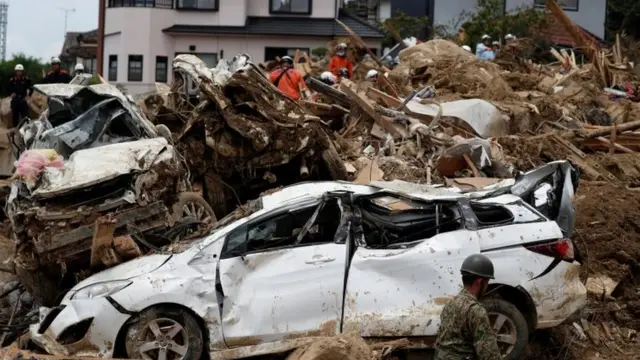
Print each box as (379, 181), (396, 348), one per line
(163, 9), (384, 38)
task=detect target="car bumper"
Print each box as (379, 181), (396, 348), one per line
(527, 261), (587, 329)
(29, 297), (131, 357)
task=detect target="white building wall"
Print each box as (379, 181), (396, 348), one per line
(378, 0), (392, 21)
(247, 0), (336, 18)
(103, 0), (380, 95)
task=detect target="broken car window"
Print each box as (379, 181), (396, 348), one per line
(358, 195), (463, 249)
(470, 202), (514, 227)
(221, 199), (342, 257)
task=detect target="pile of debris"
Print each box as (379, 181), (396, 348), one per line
(0, 11), (640, 359)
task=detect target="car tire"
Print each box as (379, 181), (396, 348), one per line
(124, 306), (204, 360)
(172, 192), (217, 224)
(481, 299), (529, 360)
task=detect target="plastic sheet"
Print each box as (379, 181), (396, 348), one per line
(14, 149), (64, 186)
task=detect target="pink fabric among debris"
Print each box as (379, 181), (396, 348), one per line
(14, 149), (64, 184)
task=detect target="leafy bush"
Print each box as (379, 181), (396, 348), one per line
(311, 47), (328, 58)
(381, 11), (430, 48)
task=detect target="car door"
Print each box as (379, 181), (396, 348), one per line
(343, 195), (480, 337)
(218, 198), (348, 347)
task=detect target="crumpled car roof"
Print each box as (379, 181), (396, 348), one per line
(30, 138), (174, 199)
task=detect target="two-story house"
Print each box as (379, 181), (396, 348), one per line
(60, 29), (99, 74)
(374, 0), (605, 43)
(98, 0), (384, 95)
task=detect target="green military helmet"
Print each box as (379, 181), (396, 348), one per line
(460, 254), (495, 279)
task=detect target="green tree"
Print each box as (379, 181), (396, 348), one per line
(0, 54), (46, 97)
(606, 0), (640, 40)
(456, 0), (547, 47)
(381, 11), (430, 48)
(311, 47), (328, 58)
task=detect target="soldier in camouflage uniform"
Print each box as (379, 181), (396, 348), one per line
(434, 254), (502, 360)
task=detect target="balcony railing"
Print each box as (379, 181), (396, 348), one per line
(107, 0), (174, 8)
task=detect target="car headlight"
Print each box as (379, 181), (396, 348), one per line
(71, 281), (132, 300)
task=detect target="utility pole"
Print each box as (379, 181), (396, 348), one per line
(59, 7), (76, 37)
(0, 1), (8, 61)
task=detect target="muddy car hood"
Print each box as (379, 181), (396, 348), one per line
(26, 138), (174, 199)
(66, 254), (172, 298)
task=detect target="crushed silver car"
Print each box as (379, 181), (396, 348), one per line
(7, 82), (215, 306)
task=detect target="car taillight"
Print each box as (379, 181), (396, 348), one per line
(525, 238), (574, 261)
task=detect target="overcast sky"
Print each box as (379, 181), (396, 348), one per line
(6, 0), (98, 61)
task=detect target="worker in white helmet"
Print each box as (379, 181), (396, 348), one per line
(365, 69), (379, 80)
(8, 64), (33, 126)
(462, 45), (472, 52)
(74, 63), (85, 76)
(320, 71), (337, 86)
(476, 34), (495, 61)
(492, 40), (501, 54)
(43, 57), (72, 84)
(269, 56), (308, 100)
(329, 42), (353, 79)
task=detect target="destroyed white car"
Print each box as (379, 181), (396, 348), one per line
(31, 161), (586, 360)
(8, 82), (215, 306)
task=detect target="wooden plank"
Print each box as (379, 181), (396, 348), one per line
(376, 75), (400, 98)
(595, 136), (634, 154)
(305, 76), (351, 107)
(366, 87), (436, 123)
(340, 78), (407, 138)
(90, 216), (117, 267)
(299, 101), (349, 117)
(463, 154), (481, 177)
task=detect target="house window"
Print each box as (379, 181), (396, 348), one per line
(175, 52), (218, 67)
(155, 56), (168, 83)
(177, 0), (218, 10)
(270, 0), (311, 14)
(82, 58), (96, 74)
(108, 55), (118, 82)
(534, 0), (578, 11)
(264, 47), (310, 62)
(128, 55), (143, 82)
(108, 0), (173, 8)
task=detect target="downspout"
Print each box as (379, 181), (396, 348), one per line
(97, 0), (106, 77)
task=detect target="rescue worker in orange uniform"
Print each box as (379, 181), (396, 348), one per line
(269, 56), (308, 100)
(329, 43), (353, 79)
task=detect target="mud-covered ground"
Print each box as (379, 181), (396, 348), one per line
(522, 182), (640, 360)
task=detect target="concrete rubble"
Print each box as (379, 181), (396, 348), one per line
(0, 16), (639, 360)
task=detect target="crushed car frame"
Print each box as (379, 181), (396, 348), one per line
(7, 82), (215, 306)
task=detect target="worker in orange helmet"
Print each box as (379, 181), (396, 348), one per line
(329, 43), (353, 79)
(269, 56), (308, 100)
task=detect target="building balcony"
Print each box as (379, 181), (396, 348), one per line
(107, 0), (174, 8)
(107, 0), (219, 10)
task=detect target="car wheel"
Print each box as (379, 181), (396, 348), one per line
(482, 299), (529, 360)
(172, 192), (216, 224)
(125, 306), (203, 360)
